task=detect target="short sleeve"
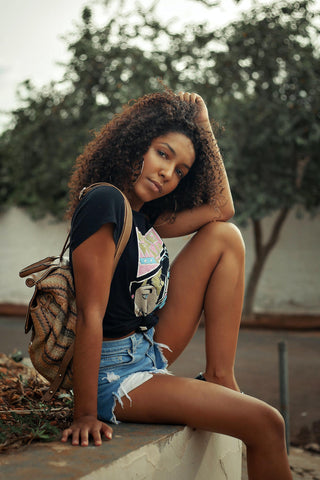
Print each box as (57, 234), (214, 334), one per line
(70, 185), (125, 253)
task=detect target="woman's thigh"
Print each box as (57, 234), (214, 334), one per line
(155, 221), (245, 363)
(114, 373), (281, 448)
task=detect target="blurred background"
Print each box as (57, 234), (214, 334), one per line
(0, 0), (319, 452)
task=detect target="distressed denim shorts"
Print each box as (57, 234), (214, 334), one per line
(97, 327), (171, 424)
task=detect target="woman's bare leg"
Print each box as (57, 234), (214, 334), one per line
(155, 221), (245, 390)
(114, 375), (292, 480)
(113, 223), (292, 478)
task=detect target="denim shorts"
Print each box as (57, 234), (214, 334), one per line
(97, 327), (171, 424)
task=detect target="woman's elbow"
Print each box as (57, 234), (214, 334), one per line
(228, 204), (236, 219)
(75, 307), (105, 330)
(219, 204), (235, 222)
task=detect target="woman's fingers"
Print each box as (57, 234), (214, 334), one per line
(178, 91), (203, 103)
(78, 428), (89, 446)
(178, 91), (192, 102)
(61, 427), (72, 443)
(91, 427), (102, 446)
(190, 92), (199, 103)
(61, 419), (113, 446)
(102, 423), (113, 440)
(178, 91), (210, 125)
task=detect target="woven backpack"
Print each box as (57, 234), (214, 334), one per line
(19, 183), (132, 401)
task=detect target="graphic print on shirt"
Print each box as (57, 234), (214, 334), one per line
(130, 227), (169, 317)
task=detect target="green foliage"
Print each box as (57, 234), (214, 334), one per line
(0, 0), (319, 221)
(0, 81), (73, 218)
(0, 4), (178, 218)
(0, 411), (61, 445)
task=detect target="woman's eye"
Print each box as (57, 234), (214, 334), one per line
(158, 150), (167, 158)
(176, 168), (184, 178)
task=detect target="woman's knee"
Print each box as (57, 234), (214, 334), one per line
(246, 401), (286, 448)
(197, 221), (245, 259)
(262, 403), (285, 436)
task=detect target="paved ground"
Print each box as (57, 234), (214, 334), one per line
(1, 316), (319, 478)
(241, 445), (320, 480)
(171, 326), (320, 446)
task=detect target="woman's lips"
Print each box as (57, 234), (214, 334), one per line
(148, 179), (163, 193)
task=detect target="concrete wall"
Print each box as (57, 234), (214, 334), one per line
(241, 210), (320, 314)
(1, 206), (319, 313)
(0, 424), (242, 480)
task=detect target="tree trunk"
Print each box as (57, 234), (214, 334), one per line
(243, 207), (290, 318)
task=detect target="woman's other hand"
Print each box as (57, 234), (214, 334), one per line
(178, 91), (210, 127)
(61, 415), (113, 446)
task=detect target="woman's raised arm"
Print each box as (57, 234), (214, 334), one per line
(155, 93), (234, 238)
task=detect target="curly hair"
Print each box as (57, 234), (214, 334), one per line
(67, 90), (223, 221)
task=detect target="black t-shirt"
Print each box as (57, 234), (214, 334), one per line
(69, 185), (170, 337)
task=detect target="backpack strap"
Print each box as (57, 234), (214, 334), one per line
(41, 343), (75, 402)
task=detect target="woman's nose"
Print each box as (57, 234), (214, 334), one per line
(159, 165), (174, 181)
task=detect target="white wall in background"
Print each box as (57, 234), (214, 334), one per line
(1, 207), (319, 313)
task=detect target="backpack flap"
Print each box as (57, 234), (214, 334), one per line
(19, 256), (60, 278)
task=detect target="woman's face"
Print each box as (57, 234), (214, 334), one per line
(130, 132), (195, 211)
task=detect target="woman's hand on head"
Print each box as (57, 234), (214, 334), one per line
(61, 415), (113, 447)
(178, 91), (210, 127)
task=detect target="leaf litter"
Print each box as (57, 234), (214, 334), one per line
(0, 353), (73, 453)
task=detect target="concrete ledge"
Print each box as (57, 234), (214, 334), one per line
(0, 423), (242, 479)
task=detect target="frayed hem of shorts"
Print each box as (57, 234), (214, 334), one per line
(154, 340), (172, 364)
(109, 368), (171, 425)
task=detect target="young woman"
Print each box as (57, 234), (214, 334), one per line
(61, 91), (292, 479)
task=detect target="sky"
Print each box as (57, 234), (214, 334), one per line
(0, 0), (318, 132)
